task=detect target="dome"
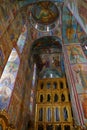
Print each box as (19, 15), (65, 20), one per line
(30, 1), (60, 31)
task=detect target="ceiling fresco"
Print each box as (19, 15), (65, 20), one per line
(31, 36), (62, 54)
(30, 1), (60, 32)
(31, 1), (59, 25)
(28, 1), (87, 79)
(29, 36), (64, 78)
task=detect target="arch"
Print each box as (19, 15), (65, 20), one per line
(30, 36), (62, 55)
(0, 48), (20, 110)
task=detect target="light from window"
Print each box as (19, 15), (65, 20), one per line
(85, 45), (87, 50)
(0, 48), (20, 110)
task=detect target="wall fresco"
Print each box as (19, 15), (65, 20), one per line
(0, 9), (5, 38)
(10, 1), (19, 17)
(0, 32), (12, 61)
(65, 44), (87, 64)
(0, 45), (4, 69)
(17, 24), (27, 53)
(0, 1), (14, 28)
(39, 53), (62, 75)
(29, 22), (61, 42)
(71, 64), (87, 94)
(67, 0), (87, 34)
(62, 7), (78, 44)
(8, 93), (21, 126)
(78, 93), (87, 122)
(63, 49), (82, 125)
(78, 0), (87, 24)
(7, 23), (18, 48)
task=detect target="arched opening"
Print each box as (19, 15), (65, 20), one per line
(29, 36), (73, 130)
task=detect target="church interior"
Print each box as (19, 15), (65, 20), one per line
(0, 0), (87, 130)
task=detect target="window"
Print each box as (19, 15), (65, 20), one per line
(60, 81), (63, 89)
(63, 107), (68, 121)
(39, 108), (43, 121)
(54, 108), (60, 121)
(47, 94), (51, 102)
(47, 82), (51, 89)
(53, 82), (57, 89)
(54, 94), (58, 102)
(40, 83), (44, 89)
(47, 108), (51, 122)
(40, 95), (43, 102)
(61, 94), (65, 102)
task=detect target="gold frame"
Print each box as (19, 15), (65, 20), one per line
(0, 110), (16, 130)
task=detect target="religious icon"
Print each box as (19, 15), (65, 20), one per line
(67, 45), (87, 64)
(33, 1), (59, 24)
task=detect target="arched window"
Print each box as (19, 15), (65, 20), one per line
(53, 82), (57, 89)
(47, 82), (51, 89)
(63, 107), (68, 121)
(54, 108), (60, 121)
(60, 81), (63, 89)
(47, 94), (51, 102)
(40, 95), (43, 102)
(54, 94), (58, 102)
(0, 48), (20, 110)
(47, 108), (51, 122)
(40, 83), (44, 89)
(61, 93), (65, 102)
(39, 108), (43, 121)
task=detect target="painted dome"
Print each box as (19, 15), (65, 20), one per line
(31, 36), (62, 54)
(31, 1), (59, 25)
(30, 1), (60, 31)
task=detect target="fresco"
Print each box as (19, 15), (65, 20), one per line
(77, 23), (86, 42)
(7, 11), (24, 50)
(78, 0), (87, 24)
(79, 93), (87, 122)
(63, 50), (82, 125)
(62, 7), (78, 44)
(10, 2), (19, 17)
(0, 48), (20, 110)
(0, 1), (14, 28)
(71, 63), (87, 124)
(7, 23), (18, 48)
(0, 9), (5, 38)
(30, 27), (38, 41)
(31, 1), (59, 25)
(17, 24), (27, 53)
(65, 44), (87, 64)
(67, 0), (87, 34)
(8, 93), (21, 126)
(71, 64), (87, 94)
(40, 53), (61, 71)
(0, 45), (4, 69)
(0, 32), (11, 58)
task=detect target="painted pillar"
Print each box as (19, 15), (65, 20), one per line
(62, 6), (87, 128)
